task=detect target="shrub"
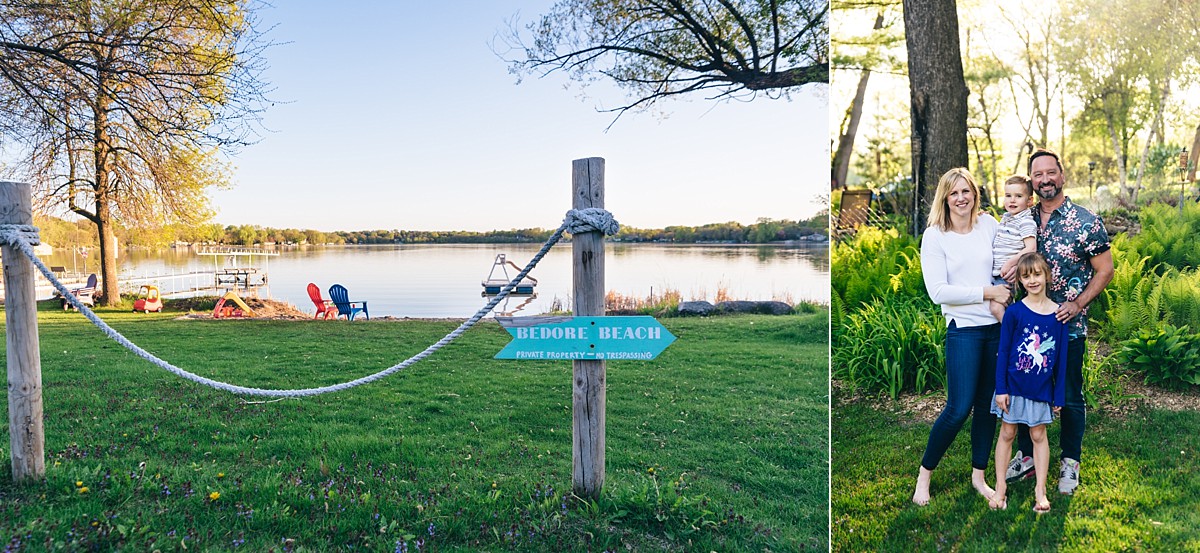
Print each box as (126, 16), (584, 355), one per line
(831, 289), (846, 347)
(1100, 250), (1200, 344)
(794, 300), (824, 315)
(1118, 202), (1200, 272)
(1117, 324), (1200, 390)
(831, 227), (924, 311)
(833, 295), (945, 399)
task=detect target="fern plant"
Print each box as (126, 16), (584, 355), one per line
(1100, 268), (1163, 342)
(1159, 269), (1200, 331)
(831, 226), (922, 311)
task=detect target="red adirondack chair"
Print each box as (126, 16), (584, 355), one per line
(307, 282), (336, 319)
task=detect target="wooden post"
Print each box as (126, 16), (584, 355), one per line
(1, 181), (45, 482)
(571, 157), (606, 498)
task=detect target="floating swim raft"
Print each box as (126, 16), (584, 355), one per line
(482, 253), (537, 295)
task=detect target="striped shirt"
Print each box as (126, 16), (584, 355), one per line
(992, 208), (1036, 277)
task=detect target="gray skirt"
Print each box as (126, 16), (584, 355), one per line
(990, 394), (1054, 426)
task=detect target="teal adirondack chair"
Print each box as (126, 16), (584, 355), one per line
(328, 284), (369, 321)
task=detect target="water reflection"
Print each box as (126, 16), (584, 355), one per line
(484, 293), (539, 317)
(33, 243), (828, 318)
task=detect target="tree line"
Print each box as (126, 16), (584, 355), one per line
(35, 215), (828, 250)
(5, 0), (824, 305)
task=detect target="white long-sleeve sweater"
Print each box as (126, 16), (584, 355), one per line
(920, 215), (999, 328)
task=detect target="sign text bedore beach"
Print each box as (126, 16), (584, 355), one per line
(494, 316), (676, 360)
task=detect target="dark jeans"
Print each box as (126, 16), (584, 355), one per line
(1017, 337), (1086, 462)
(921, 321), (1001, 471)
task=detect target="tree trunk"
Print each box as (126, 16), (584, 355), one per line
(833, 68), (872, 190)
(93, 85), (121, 307)
(1135, 82), (1170, 196)
(1106, 112), (1131, 204)
(1189, 121), (1199, 183)
(903, 0), (969, 236)
(832, 12), (885, 190)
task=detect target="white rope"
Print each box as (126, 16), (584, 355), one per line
(0, 209), (618, 397)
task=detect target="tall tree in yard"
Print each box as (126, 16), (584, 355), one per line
(831, 0), (902, 191)
(501, 0), (828, 121)
(1058, 0), (1200, 205)
(902, 0), (967, 236)
(0, 0), (271, 305)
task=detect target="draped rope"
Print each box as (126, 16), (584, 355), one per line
(0, 208), (618, 397)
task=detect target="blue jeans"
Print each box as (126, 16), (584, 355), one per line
(1017, 337), (1086, 461)
(920, 321), (1001, 471)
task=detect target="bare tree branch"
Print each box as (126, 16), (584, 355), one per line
(498, 0), (828, 122)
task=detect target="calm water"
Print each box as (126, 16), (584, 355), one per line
(38, 243), (829, 318)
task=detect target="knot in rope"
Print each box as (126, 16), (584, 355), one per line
(0, 224), (41, 246)
(565, 208), (619, 236)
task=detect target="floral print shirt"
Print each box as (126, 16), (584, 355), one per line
(1036, 197), (1110, 338)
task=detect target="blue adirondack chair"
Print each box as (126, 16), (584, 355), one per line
(328, 284), (369, 321)
(61, 273), (98, 310)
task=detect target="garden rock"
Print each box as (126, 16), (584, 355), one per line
(717, 300), (794, 315)
(758, 301), (795, 315)
(678, 301), (716, 316)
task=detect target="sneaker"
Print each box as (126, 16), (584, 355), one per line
(1058, 458), (1081, 495)
(1005, 450), (1035, 482)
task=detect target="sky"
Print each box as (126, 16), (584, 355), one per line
(209, 2), (828, 232)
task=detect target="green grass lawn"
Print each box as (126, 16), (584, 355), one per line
(832, 388), (1200, 552)
(2, 303), (827, 551)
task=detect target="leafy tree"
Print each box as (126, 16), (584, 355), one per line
(0, 0), (272, 305)
(501, 0), (828, 120)
(831, 0), (902, 190)
(1058, 0), (1200, 205)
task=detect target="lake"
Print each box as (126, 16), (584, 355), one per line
(38, 243), (829, 318)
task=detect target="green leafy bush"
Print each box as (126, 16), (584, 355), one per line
(831, 227), (924, 311)
(1118, 202), (1200, 272)
(1100, 244), (1200, 344)
(831, 289), (846, 346)
(1117, 324), (1200, 390)
(1099, 253), (1163, 341)
(833, 295), (945, 399)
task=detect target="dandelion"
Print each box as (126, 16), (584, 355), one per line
(218, 472), (226, 479)
(75, 481), (83, 488)
(209, 491), (220, 501)
(78, 487), (89, 494)
(647, 466), (655, 475)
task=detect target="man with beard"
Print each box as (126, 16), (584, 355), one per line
(1001, 148), (1113, 495)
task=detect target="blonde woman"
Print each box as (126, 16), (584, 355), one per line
(912, 168), (1011, 505)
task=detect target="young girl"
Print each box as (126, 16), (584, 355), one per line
(989, 252), (1068, 513)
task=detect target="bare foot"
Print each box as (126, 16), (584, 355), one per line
(989, 482), (1008, 510)
(1034, 494), (1051, 514)
(913, 467), (932, 506)
(971, 468), (995, 499)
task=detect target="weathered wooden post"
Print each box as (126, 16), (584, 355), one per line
(1, 181), (45, 481)
(571, 158), (606, 498)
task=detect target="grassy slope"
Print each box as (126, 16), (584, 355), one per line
(2, 305), (827, 552)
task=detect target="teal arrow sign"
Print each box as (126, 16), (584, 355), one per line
(494, 316), (676, 360)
